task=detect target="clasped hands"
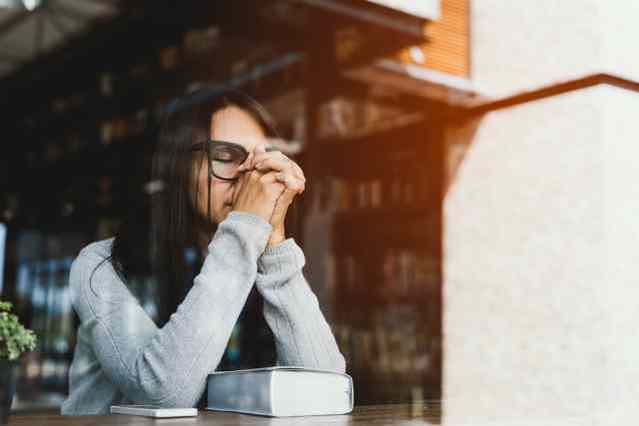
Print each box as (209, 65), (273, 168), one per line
(231, 143), (306, 248)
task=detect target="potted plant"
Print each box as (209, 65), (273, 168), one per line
(0, 301), (36, 425)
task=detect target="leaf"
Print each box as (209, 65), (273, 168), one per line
(0, 299), (37, 360)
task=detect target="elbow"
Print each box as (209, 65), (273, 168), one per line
(127, 358), (174, 404)
(127, 378), (174, 405)
(332, 352), (347, 374)
(131, 377), (200, 408)
(316, 350), (347, 374)
(127, 356), (199, 406)
(155, 391), (201, 409)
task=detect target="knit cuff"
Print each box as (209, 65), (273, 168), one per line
(206, 211), (273, 264)
(257, 238), (305, 276)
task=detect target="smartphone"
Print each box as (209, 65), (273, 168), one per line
(110, 404), (198, 418)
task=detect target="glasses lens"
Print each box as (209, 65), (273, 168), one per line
(210, 143), (246, 180)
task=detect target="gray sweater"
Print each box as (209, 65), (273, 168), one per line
(60, 211), (346, 415)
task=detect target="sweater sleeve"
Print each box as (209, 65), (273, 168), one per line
(69, 212), (271, 408)
(255, 238), (346, 373)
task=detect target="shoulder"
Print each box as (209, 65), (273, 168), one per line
(70, 237), (115, 277)
(69, 237), (134, 319)
(77, 237), (115, 262)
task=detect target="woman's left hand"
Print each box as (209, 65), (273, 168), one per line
(238, 144), (306, 247)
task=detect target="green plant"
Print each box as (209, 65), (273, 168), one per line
(0, 301), (37, 361)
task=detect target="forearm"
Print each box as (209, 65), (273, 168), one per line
(76, 212), (273, 407)
(255, 239), (346, 373)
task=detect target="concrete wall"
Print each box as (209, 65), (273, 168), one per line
(442, 84), (639, 424)
(471, 1), (639, 98)
(601, 1), (639, 82)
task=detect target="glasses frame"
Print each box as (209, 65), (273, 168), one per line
(191, 140), (246, 221)
(191, 139), (251, 182)
(192, 139), (279, 181)
(190, 139), (282, 221)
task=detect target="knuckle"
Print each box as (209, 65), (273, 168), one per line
(259, 175), (274, 186)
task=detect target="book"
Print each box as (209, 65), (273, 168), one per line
(206, 366), (354, 417)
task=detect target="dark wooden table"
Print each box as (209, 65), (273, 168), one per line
(8, 403), (441, 425)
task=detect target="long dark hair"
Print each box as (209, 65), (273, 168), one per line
(104, 87), (280, 326)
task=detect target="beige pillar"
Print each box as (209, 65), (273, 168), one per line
(443, 84), (639, 424)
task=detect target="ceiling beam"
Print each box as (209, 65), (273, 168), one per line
(0, 0), (192, 111)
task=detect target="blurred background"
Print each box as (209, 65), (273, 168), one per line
(0, 0), (458, 410)
(1, 0), (637, 422)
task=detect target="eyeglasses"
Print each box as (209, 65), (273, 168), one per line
(191, 139), (278, 181)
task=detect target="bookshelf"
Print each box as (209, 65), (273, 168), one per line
(2, 0), (441, 410)
(304, 92), (445, 403)
(2, 15), (310, 408)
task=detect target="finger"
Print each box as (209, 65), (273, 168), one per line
(271, 154), (304, 181)
(254, 143), (267, 159)
(242, 150), (305, 183)
(259, 171), (288, 193)
(263, 155), (304, 182)
(279, 155), (305, 182)
(238, 143), (268, 171)
(275, 172), (305, 194)
(290, 161), (305, 182)
(250, 150), (284, 167)
(276, 179), (301, 210)
(273, 179), (297, 205)
(251, 144), (267, 169)
(254, 156), (296, 174)
(258, 169), (278, 182)
(237, 152), (253, 172)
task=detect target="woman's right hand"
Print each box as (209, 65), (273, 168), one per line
(231, 169), (285, 223)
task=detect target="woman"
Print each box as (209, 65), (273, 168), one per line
(61, 88), (346, 415)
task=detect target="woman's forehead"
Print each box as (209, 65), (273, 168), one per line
(210, 106), (266, 152)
